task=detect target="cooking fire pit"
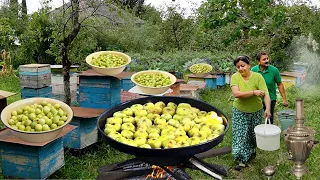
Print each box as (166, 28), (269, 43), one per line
(97, 96), (230, 179)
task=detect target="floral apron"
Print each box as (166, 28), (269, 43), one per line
(232, 106), (263, 163)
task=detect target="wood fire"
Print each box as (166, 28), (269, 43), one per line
(145, 165), (174, 179)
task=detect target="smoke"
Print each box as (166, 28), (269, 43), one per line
(289, 33), (320, 86)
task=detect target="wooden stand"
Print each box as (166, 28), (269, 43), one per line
(186, 74), (218, 89)
(165, 79), (184, 96)
(179, 84), (202, 98)
(63, 107), (105, 149)
(0, 90), (16, 114)
(0, 125), (76, 179)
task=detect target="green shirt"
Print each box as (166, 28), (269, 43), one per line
(251, 65), (281, 101)
(230, 72), (269, 113)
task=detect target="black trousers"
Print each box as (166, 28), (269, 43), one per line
(263, 100), (277, 124)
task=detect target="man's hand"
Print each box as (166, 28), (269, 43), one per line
(282, 99), (288, 107)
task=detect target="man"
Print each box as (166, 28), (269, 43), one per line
(251, 52), (288, 124)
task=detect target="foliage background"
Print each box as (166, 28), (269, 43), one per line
(0, 0), (320, 179)
(0, 0), (319, 78)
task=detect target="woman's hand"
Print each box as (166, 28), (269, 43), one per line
(253, 90), (265, 97)
(264, 109), (271, 118)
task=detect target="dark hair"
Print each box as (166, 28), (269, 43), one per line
(234, 55), (250, 66)
(256, 51), (268, 61)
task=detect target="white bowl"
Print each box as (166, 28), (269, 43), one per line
(86, 51), (131, 76)
(1, 98), (73, 143)
(131, 70), (177, 95)
(189, 63), (213, 77)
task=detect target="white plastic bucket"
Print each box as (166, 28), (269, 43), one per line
(254, 118), (281, 151)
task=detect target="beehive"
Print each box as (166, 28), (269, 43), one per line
(77, 70), (121, 109)
(21, 86), (52, 99)
(19, 64), (51, 88)
(215, 73), (226, 86)
(0, 125), (75, 179)
(63, 107), (105, 149)
(121, 75), (134, 91)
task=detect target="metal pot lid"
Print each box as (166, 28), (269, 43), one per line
(286, 126), (315, 137)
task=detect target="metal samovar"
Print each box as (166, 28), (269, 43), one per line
(284, 99), (317, 179)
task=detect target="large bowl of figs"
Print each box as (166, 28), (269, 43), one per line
(131, 70), (177, 95)
(1, 97), (73, 143)
(86, 51), (131, 76)
(189, 63), (213, 77)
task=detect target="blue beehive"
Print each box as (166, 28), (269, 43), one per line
(0, 125), (75, 179)
(19, 64), (53, 99)
(0, 137), (64, 179)
(215, 73), (226, 86)
(121, 76), (134, 91)
(21, 86), (52, 99)
(204, 78), (217, 89)
(63, 107), (105, 149)
(19, 64), (51, 89)
(78, 70), (121, 109)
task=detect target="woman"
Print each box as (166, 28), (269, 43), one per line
(230, 55), (271, 170)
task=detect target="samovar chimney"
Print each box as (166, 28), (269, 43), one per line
(284, 99), (317, 179)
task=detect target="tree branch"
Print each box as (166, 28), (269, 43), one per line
(79, 0), (105, 24)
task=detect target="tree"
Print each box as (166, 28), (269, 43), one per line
(0, 18), (15, 50)
(113, 0), (145, 16)
(9, 0), (18, 19)
(197, 0), (239, 29)
(18, 8), (54, 65)
(159, 6), (195, 51)
(138, 4), (162, 24)
(21, 0), (27, 19)
(58, 0), (82, 105)
(49, 0), (109, 105)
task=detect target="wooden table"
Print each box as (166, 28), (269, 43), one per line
(0, 90), (16, 114)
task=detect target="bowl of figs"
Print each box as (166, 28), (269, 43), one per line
(1, 97), (73, 143)
(86, 51), (131, 76)
(189, 63), (213, 77)
(131, 70), (177, 95)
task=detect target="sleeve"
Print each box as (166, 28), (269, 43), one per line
(230, 73), (238, 87)
(257, 74), (269, 94)
(274, 68), (282, 83)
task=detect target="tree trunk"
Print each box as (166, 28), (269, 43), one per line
(62, 46), (71, 105)
(22, 0), (27, 18)
(61, 0), (81, 105)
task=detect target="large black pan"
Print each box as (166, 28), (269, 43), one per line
(97, 96), (229, 166)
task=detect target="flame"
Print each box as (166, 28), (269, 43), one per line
(145, 165), (174, 179)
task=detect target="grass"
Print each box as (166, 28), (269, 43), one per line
(0, 74), (21, 104)
(0, 74), (319, 179)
